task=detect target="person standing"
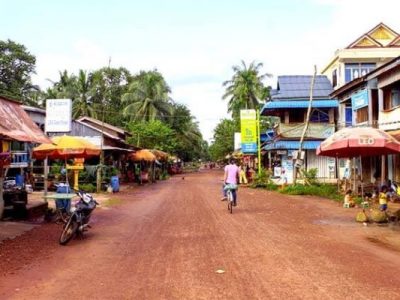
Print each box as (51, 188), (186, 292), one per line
(221, 160), (240, 206)
(239, 164), (248, 184)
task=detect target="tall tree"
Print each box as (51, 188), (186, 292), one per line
(0, 39), (37, 101)
(222, 60), (271, 118)
(209, 119), (238, 161)
(122, 70), (172, 122)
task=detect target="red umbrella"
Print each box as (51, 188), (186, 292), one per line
(316, 127), (400, 158)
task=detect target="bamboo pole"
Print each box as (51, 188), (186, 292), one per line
(293, 65), (317, 184)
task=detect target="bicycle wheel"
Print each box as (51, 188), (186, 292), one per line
(227, 190), (233, 214)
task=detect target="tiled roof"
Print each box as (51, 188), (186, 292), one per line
(272, 75), (333, 99)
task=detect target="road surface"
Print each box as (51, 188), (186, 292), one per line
(1, 170), (400, 299)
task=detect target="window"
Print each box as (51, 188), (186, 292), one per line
(356, 107), (368, 124)
(345, 63), (376, 83)
(383, 83), (400, 110)
(289, 109), (304, 123)
(332, 69), (337, 87)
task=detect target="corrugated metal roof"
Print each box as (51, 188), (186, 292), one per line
(264, 140), (321, 150)
(261, 100), (338, 113)
(273, 75), (333, 99)
(0, 97), (51, 144)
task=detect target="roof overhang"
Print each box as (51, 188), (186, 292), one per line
(261, 99), (338, 115)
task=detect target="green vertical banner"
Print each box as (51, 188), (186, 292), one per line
(240, 109), (257, 153)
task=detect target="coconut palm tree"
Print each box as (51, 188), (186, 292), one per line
(122, 70), (172, 122)
(222, 60), (271, 118)
(71, 70), (96, 119)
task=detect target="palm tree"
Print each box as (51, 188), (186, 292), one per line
(71, 70), (96, 119)
(122, 70), (172, 122)
(222, 60), (271, 118)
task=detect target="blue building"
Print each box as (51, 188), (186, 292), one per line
(261, 75), (338, 183)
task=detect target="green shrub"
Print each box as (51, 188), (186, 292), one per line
(279, 184), (342, 201)
(250, 168), (276, 189)
(302, 168), (318, 185)
(79, 183), (96, 193)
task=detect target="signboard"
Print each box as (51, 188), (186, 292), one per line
(351, 89), (369, 110)
(234, 132), (241, 150)
(279, 123), (335, 139)
(240, 109), (257, 153)
(45, 99), (72, 132)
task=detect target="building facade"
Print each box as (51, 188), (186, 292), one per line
(261, 76), (338, 183)
(322, 23), (400, 91)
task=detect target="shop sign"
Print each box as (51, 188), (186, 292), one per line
(276, 150), (287, 155)
(240, 109), (257, 153)
(46, 99), (72, 132)
(351, 89), (369, 110)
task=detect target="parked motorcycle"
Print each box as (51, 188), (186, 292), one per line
(59, 191), (98, 245)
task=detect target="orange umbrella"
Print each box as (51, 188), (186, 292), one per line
(150, 149), (168, 161)
(128, 149), (156, 162)
(33, 135), (101, 159)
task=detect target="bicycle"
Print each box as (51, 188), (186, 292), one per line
(224, 183), (237, 214)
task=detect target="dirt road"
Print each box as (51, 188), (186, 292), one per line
(1, 170), (400, 299)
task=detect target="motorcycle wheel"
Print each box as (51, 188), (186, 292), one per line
(59, 217), (79, 245)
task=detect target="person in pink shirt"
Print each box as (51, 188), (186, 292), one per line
(221, 160), (240, 206)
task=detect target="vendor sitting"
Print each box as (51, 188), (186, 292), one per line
(379, 185), (388, 211)
(343, 189), (355, 208)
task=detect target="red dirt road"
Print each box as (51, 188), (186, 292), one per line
(1, 170), (400, 299)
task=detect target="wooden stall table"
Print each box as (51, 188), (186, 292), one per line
(43, 193), (77, 223)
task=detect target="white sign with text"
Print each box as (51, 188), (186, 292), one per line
(45, 99), (72, 132)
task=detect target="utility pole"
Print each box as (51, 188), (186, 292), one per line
(96, 57), (111, 193)
(293, 65), (317, 184)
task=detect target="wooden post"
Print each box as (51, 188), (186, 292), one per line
(381, 155), (386, 186)
(294, 65), (317, 184)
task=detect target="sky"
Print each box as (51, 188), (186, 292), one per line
(1, 0), (400, 142)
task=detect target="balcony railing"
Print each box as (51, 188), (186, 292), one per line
(10, 151), (29, 168)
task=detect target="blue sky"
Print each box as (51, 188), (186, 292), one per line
(1, 0), (399, 141)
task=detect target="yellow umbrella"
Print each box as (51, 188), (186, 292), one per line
(128, 149), (156, 162)
(150, 149), (169, 161)
(33, 135), (101, 159)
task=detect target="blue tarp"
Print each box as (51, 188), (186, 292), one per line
(264, 140), (321, 150)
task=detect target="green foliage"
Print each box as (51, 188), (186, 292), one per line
(122, 70), (172, 122)
(279, 184), (342, 201)
(302, 168), (318, 185)
(160, 171), (170, 180)
(79, 183), (96, 193)
(127, 120), (177, 153)
(0, 39), (37, 101)
(222, 60), (271, 119)
(251, 168), (272, 188)
(209, 119), (238, 161)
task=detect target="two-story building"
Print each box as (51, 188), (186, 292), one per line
(331, 56), (400, 184)
(322, 23), (400, 91)
(261, 76), (338, 183)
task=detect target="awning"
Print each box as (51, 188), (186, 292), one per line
(388, 129), (400, 141)
(0, 97), (50, 144)
(264, 140), (321, 150)
(261, 99), (338, 114)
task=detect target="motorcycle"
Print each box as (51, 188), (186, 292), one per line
(59, 190), (98, 245)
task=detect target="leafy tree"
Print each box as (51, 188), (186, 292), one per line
(90, 67), (131, 126)
(71, 70), (97, 119)
(127, 120), (177, 154)
(222, 60), (271, 119)
(122, 70), (172, 122)
(209, 119), (238, 161)
(0, 39), (37, 101)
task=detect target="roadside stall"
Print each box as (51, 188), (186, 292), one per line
(128, 149), (156, 184)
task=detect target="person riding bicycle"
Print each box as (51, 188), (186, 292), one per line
(221, 159), (240, 206)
